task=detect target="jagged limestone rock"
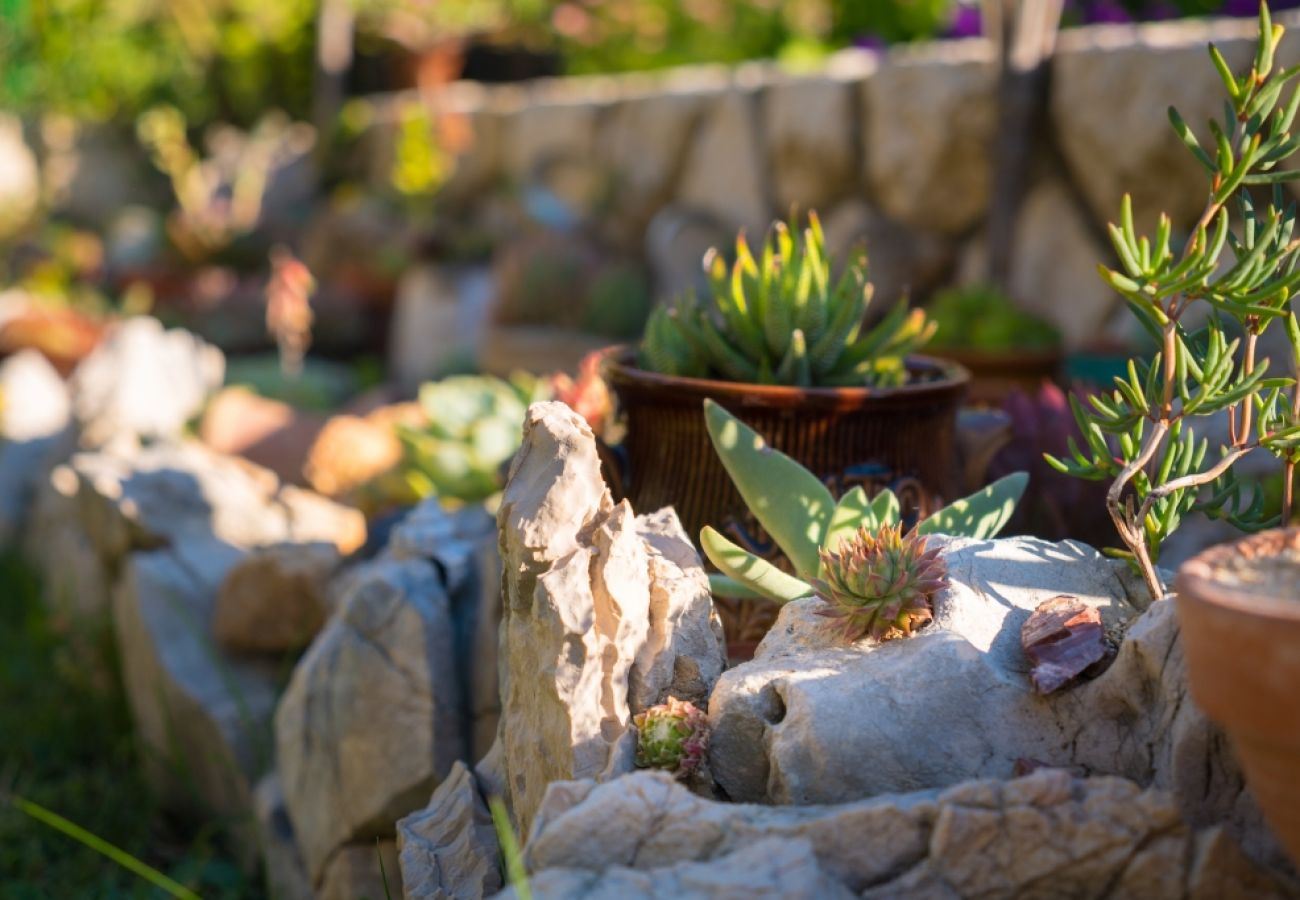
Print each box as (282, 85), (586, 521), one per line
(397, 761), (503, 900)
(707, 535), (1286, 873)
(496, 402), (724, 834)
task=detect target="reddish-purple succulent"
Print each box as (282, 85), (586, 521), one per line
(812, 523), (948, 642)
(633, 697), (709, 779)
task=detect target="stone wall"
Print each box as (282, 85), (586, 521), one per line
(374, 13), (1300, 352)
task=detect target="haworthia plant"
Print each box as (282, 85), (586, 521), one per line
(639, 212), (934, 387)
(700, 399), (1028, 602)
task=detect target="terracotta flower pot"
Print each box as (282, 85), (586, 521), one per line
(1175, 528), (1300, 865)
(602, 346), (969, 652)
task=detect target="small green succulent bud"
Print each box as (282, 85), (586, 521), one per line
(633, 697), (709, 778)
(811, 523), (947, 642)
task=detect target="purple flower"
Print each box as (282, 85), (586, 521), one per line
(1084, 1), (1135, 24)
(944, 7), (983, 40)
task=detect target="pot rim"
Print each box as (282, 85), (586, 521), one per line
(1174, 527), (1300, 621)
(599, 344), (970, 410)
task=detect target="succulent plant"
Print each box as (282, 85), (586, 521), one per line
(1049, 3), (1300, 601)
(698, 399), (1027, 630)
(927, 283), (1060, 352)
(633, 697), (709, 778)
(396, 373), (550, 507)
(811, 522), (947, 642)
(639, 212), (934, 387)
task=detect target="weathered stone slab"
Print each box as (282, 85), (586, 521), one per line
(275, 553), (464, 883)
(113, 536), (278, 867)
(863, 41), (998, 234)
(516, 768), (1292, 898)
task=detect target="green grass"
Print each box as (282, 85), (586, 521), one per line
(0, 553), (260, 899)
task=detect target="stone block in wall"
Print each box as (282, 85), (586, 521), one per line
(820, 199), (953, 306)
(254, 774), (314, 900)
(598, 84), (720, 233)
(675, 86), (771, 235)
(114, 536), (279, 868)
(387, 263), (493, 392)
(274, 552), (465, 884)
(863, 40), (998, 235)
(502, 96), (602, 186)
(956, 176), (1116, 348)
(764, 60), (872, 213)
(1053, 18), (1275, 235)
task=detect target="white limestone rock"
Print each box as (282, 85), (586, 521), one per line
(70, 317), (224, 449)
(275, 554), (465, 883)
(504, 837), (854, 900)
(113, 536), (278, 867)
(0, 350), (72, 547)
(397, 761), (503, 900)
(517, 768), (1291, 898)
(496, 402), (724, 834)
(863, 41), (998, 235)
(706, 535), (1286, 872)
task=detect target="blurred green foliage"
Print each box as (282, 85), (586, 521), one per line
(0, 0), (316, 126)
(0, 554), (257, 898)
(927, 284), (1060, 352)
(397, 373), (551, 507)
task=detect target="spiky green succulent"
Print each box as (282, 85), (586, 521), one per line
(633, 697), (709, 778)
(809, 522), (947, 642)
(639, 212), (934, 387)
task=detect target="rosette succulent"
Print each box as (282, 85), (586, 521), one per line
(811, 523), (948, 642)
(633, 697), (709, 778)
(698, 400), (1027, 637)
(639, 212), (934, 387)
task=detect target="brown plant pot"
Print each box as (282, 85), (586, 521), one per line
(929, 346), (1062, 407)
(1174, 528), (1300, 866)
(602, 347), (969, 654)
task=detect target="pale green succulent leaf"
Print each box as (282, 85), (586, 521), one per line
(704, 399), (834, 577)
(701, 527), (814, 603)
(916, 472), (1029, 539)
(869, 488), (901, 527)
(824, 486), (874, 554)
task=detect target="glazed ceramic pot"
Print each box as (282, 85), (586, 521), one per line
(1175, 528), (1300, 865)
(602, 346), (969, 651)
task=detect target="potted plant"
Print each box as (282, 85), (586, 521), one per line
(926, 283), (1062, 405)
(1049, 2), (1300, 863)
(602, 213), (970, 647)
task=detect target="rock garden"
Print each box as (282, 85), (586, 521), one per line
(5, 2), (1300, 899)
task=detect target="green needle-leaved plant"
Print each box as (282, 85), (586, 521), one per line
(639, 212), (934, 387)
(699, 400), (1028, 625)
(1048, 1), (1300, 603)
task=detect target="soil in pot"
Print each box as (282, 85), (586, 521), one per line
(603, 346), (969, 655)
(1175, 527), (1300, 867)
